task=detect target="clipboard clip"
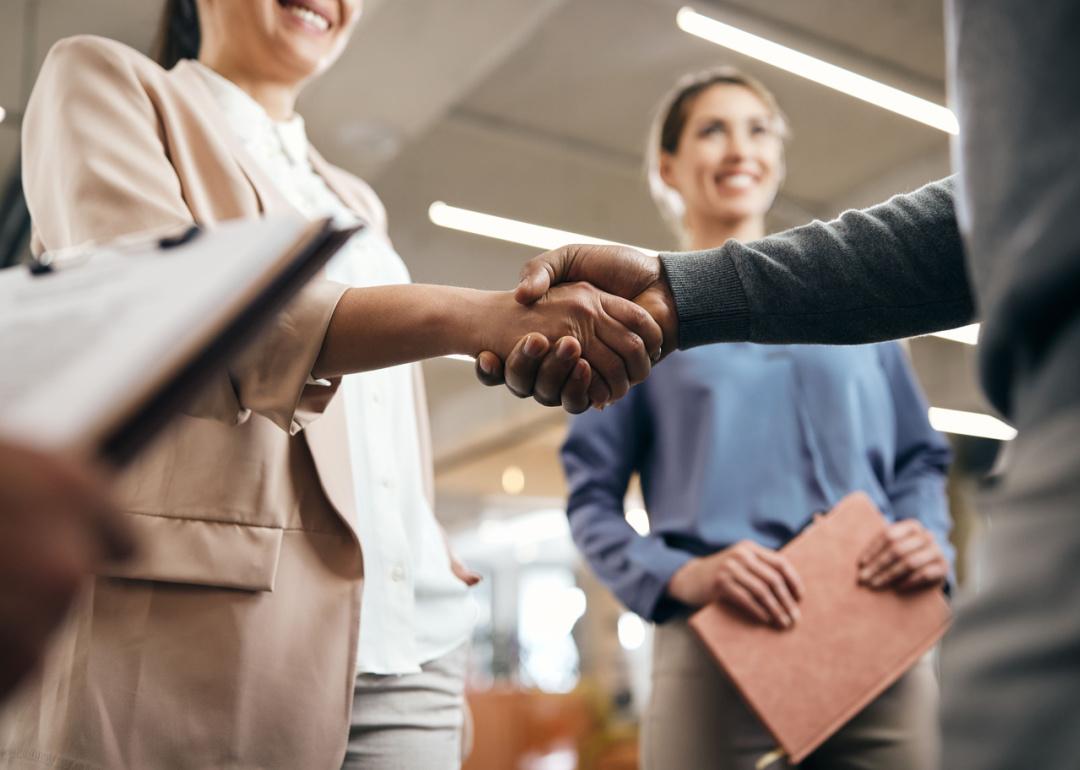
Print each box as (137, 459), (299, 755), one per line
(27, 224), (204, 277)
(27, 244), (93, 276)
(158, 225), (202, 250)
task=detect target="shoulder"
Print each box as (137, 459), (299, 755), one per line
(41, 35), (161, 80)
(872, 340), (910, 369)
(30, 35), (167, 122)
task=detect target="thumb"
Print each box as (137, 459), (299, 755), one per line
(450, 557), (483, 587)
(515, 247), (569, 305)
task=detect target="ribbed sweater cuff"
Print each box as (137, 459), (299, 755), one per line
(660, 247), (751, 348)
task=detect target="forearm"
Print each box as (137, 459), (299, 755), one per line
(314, 284), (493, 378)
(571, 511), (693, 621)
(661, 178), (974, 348)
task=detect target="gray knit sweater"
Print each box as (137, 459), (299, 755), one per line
(660, 0), (1080, 428)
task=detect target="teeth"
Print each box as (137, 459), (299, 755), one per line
(286, 4), (330, 31)
(718, 173), (755, 190)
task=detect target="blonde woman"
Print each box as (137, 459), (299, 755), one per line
(560, 69), (953, 769)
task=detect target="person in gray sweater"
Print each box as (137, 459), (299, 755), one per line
(476, 1), (1080, 767)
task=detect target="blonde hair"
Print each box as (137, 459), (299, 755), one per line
(645, 67), (789, 247)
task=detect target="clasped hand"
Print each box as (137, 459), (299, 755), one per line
(475, 244), (679, 412)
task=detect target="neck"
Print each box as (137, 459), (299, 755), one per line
(197, 56), (300, 121)
(685, 212), (766, 251)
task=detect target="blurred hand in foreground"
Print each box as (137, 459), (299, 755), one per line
(0, 441), (132, 698)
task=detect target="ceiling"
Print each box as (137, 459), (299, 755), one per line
(1, 0), (983, 526)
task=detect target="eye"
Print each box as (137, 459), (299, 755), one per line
(698, 121), (727, 138)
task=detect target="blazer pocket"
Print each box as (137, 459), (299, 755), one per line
(99, 512), (284, 591)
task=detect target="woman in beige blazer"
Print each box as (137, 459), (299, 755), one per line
(0, 1), (663, 768)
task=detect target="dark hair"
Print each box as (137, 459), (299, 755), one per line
(154, 0), (201, 69)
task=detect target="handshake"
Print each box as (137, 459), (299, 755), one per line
(472, 244), (679, 413)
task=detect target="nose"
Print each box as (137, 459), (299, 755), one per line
(724, 127), (751, 162)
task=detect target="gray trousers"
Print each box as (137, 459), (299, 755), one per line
(342, 643), (468, 770)
(642, 619), (940, 770)
(942, 407), (1080, 768)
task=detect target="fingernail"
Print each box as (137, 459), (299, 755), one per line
(524, 335), (545, 358)
(478, 356), (492, 374)
(556, 338), (575, 361)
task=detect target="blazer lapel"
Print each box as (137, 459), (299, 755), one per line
(168, 61), (363, 539)
(169, 61), (296, 217)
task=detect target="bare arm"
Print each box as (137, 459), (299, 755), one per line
(314, 282), (662, 401)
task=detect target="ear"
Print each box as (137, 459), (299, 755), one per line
(658, 151), (678, 190)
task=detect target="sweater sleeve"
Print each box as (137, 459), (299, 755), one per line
(661, 178), (975, 348)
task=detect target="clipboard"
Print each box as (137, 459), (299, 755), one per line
(0, 215), (360, 467)
(688, 492), (951, 766)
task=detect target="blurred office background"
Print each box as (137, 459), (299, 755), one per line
(0, 2), (1006, 767)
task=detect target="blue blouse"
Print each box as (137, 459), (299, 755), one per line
(560, 342), (953, 623)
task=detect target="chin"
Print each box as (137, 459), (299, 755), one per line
(271, 35), (336, 80)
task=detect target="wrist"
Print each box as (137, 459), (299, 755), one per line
(666, 557), (703, 605)
(434, 287), (506, 357)
(652, 273), (680, 352)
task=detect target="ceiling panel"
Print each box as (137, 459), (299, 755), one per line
(460, 0), (949, 207)
(707, 0), (947, 86)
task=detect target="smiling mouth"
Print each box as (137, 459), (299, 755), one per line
(715, 172), (759, 191)
(277, 0), (333, 32)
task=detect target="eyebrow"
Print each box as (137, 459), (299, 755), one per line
(694, 113), (773, 126)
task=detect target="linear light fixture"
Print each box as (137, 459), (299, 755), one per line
(0, 106), (6, 124)
(429, 201), (657, 256)
(675, 7), (959, 135)
(928, 407), (1016, 441)
(430, 202), (974, 346)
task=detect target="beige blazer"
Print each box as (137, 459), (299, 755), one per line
(0, 36), (434, 770)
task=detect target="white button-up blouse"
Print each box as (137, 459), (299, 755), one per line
(193, 62), (475, 675)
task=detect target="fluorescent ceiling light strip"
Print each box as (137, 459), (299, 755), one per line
(675, 7), (959, 135)
(928, 407), (1016, 441)
(429, 201), (658, 256)
(927, 323), (980, 346)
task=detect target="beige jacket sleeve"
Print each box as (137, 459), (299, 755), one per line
(21, 37), (347, 434)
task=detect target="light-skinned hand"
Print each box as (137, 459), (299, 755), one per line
(857, 519), (949, 592)
(666, 540), (805, 630)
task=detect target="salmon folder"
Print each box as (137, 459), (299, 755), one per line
(688, 492), (951, 768)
